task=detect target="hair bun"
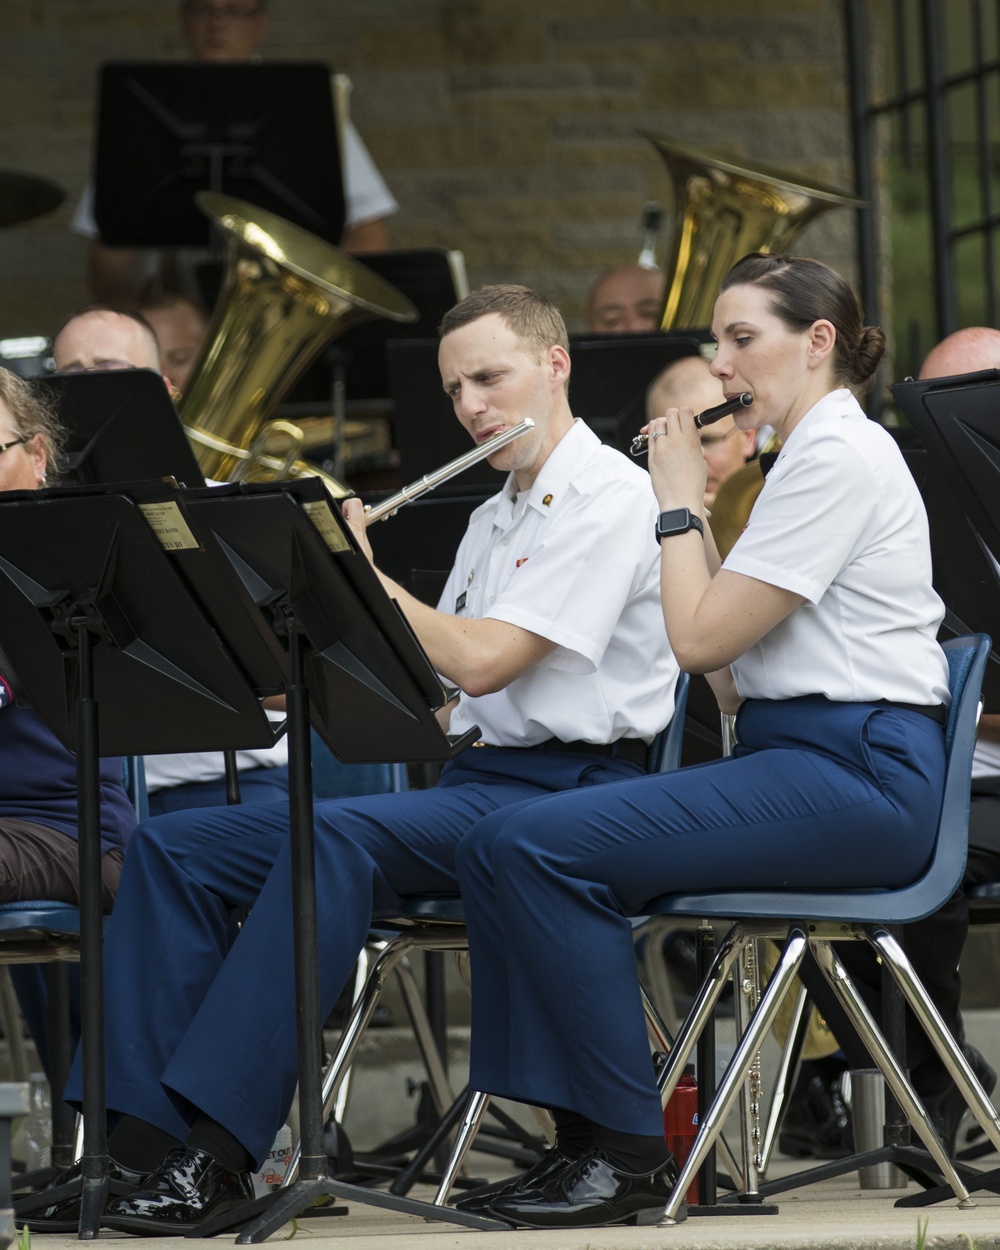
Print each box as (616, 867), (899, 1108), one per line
(849, 325), (886, 386)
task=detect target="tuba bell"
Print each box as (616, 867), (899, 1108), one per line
(639, 133), (864, 330)
(179, 192), (417, 495)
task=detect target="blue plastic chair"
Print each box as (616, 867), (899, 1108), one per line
(308, 674), (692, 1208)
(646, 635), (1000, 1222)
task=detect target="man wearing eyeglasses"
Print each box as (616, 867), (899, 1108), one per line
(72, 0), (398, 304)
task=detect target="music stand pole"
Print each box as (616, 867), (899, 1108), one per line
(283, 625), (326, 1185)
(73, 620), (108, 1239)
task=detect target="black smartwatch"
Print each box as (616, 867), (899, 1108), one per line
(655, 508), (704, 543)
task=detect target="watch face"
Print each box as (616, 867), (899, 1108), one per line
(656, 508), (701, 540)
(658, 509), (689, 533)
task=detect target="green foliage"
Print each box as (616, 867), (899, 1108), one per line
(889, 151), (1000, 382)
(16, 1224), (30, 1250)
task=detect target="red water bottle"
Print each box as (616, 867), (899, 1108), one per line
(663, 1063), (699, 1204)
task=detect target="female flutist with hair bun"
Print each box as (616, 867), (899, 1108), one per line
(453, 254), (952, 1230)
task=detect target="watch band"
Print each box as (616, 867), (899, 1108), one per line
(655, 508), (704, 543)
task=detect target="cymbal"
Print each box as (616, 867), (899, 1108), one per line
(0, 171), (65, 228)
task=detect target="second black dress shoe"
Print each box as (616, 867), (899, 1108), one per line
(101, 1145), (254, 1235)
(488, 1147), (679, 1228)
(15, 1157), (147, 1232)
(455, 1146), (574, 1212)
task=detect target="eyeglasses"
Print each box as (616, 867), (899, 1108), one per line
(182, 2), (263, 18)
(0, 436), (29, 457)
(59, 361), (137, 374)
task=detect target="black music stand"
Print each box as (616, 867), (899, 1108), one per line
(894, 370), (1000, 701)
(130, 478), (502, 1238)
(93, 63), (344, 249)
(893, 369), (1000, 560)
(0, 487), (280, 1237)
(567, 331), (710, 452)
(39, 370), (205, 488)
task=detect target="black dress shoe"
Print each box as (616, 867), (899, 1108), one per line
(488, 1147), (678, 1229)
(15, 1157), (147, 1232)
(101, 1145), (254, 1235)
(779, 1064), (853, 1159)
(454, 1146), (574, 1212)
(917, 1043), (997, 1157)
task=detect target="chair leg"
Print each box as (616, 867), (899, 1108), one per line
(45, 963), (77, 1170)
(0, 969), (29, 1085)
(759, 981), (810, 1176)
(431, 1090), (491, 1206)
(868, 927), (1000, 1157)
(641, 984), (673, 1060)
(282, 932), (422, 1187)
(657, 923), (749, 1108)
(395, 957), (456, 1117)
(636, 919), (683, 1038)
(809, 940), (974, 1206)
(658, 925), (810, 1225)
(328, 944), (373, 1127)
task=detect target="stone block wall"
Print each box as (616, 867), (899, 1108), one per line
(0, 0), (859, 339)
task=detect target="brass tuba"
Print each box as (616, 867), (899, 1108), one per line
(639, 133), (864, 330)
(179, 192), (417, 494)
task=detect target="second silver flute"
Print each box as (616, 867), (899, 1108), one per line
(364, 419), (535, 523)
(630, 392), (753, 456)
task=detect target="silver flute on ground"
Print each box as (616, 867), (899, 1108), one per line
(630, 392), (753, 456)
(364, 419), (535, 522)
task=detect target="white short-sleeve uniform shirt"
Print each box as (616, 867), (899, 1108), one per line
(723, 388), (949, 707)
(440, 421), (680, 748)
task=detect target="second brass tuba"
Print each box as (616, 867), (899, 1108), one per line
(179, 192), (417, 494)
(639, 133), (864, 330)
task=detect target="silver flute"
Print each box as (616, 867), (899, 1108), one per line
(365, 419), (535, 522)
(630, 392), (753, 456)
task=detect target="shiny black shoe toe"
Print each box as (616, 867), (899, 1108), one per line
(489, 1147), (678, 1229)
(15, 1158), (147, 1232)
(101, 1145), (253, 1235)
(455, 1146), (574, 1212)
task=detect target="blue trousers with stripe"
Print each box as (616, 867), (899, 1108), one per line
(64, 748), (641, 1166)
(456, 698), (947, 1137)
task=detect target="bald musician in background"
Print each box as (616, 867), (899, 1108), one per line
(73, 0), (398, 306)
(586, 264), (665, 334)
